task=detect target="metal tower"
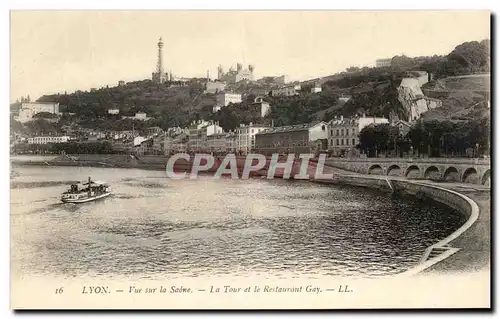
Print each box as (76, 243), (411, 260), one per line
(152, 37), (167, 83)
(157, 37), (164, 77)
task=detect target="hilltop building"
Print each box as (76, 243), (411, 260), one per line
(271, 83), (301, 97)
(135, 112), (149, 121)
(376, 58), (392, 68)
(108, 108), (120, 115)
(256, 75), (288, 86)
(16, 102), (60, 123)
(217, 63), (254, 84)
(213, 92), (242, 113)
(311, 83), (322, 94)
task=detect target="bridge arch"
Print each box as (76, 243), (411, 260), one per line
(443, 167), (460, 182)
(482, 169), (491, 186)
(462, 167), (479, 183)
(386, 165), (402, 176)
(368, 164), (383, 175)
(405, 165), (420, 179)
(424, 166), (440, 180)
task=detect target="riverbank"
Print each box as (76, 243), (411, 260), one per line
(10, 154), (490, 276)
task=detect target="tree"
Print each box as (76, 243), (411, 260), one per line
(358, 124), (397, 157)
(448, 40), (490, 74)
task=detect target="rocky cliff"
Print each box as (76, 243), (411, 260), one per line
(397, 77), (442, 122)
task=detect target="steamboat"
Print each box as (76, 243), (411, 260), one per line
(61, 177), (111, 203)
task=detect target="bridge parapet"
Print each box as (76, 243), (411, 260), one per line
(325, 157), (490, 186)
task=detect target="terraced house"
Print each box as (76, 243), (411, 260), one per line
(328, 115), (389, 157)
(254, 122), (328, 155)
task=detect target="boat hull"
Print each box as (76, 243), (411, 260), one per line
(61, 192), (111, 204)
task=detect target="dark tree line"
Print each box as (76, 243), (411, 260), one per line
(358, 118), (490, 158)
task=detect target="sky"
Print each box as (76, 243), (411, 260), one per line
(10, 11), (490, 102)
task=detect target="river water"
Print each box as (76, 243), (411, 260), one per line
(11, 165), (466, 280)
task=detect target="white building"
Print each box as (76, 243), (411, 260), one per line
(376, 58), (392, 68)
(17, 102), (60, 123)
(328, 114), (389, 156)
(108, 108), (120, 115)
(205, 123), (224, 136)
(217, 63), (254, 84)
(215, 92), (242, 107)
(311, 86), (322, 94)
(271, 84), (301, 97)
(135, 112), (148, 121)
(250, 96), (271, 118)
(338, 94), (352, 104)
(225, 132), (237, 153)
(27, 135), (70, 144)
(134, 136), (149, 146)
(236, 123), (270, 154)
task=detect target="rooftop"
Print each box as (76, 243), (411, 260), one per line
(256, 122), (325, 135)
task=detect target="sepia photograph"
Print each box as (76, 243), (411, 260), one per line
(9, 9), (491, 310)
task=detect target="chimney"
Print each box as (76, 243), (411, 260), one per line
(340, 115), (344, 121)
(249, 122), (253, 126)
(363, 113), (366, 118)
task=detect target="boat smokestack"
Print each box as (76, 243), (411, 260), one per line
(88, 176), (91, 197)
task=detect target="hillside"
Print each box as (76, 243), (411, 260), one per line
(420, 74), (490, 121)
(19, 38), (489, 132)
(36, 79), (212, 129)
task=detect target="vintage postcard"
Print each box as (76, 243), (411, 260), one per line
(10, 10), (491, 309)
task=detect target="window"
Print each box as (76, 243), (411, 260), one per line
(321, 125), (326, 131)
(330, 139), (333, 146)
(341, 129), (344, 136)
(346, 139), (349, 146)
(352, 128), (355, 135)
(330, 130), (333, 136)
(336, 139), (339, 146)
(352, 138), (355, 145)
(341, 139), (344, 145)
(336, 129), (339, 136)
(346, 130), (349, 136)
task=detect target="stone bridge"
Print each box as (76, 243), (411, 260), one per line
(324, 157), (491, 186)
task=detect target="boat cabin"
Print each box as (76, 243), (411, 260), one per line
(65, 180), (109, 194)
